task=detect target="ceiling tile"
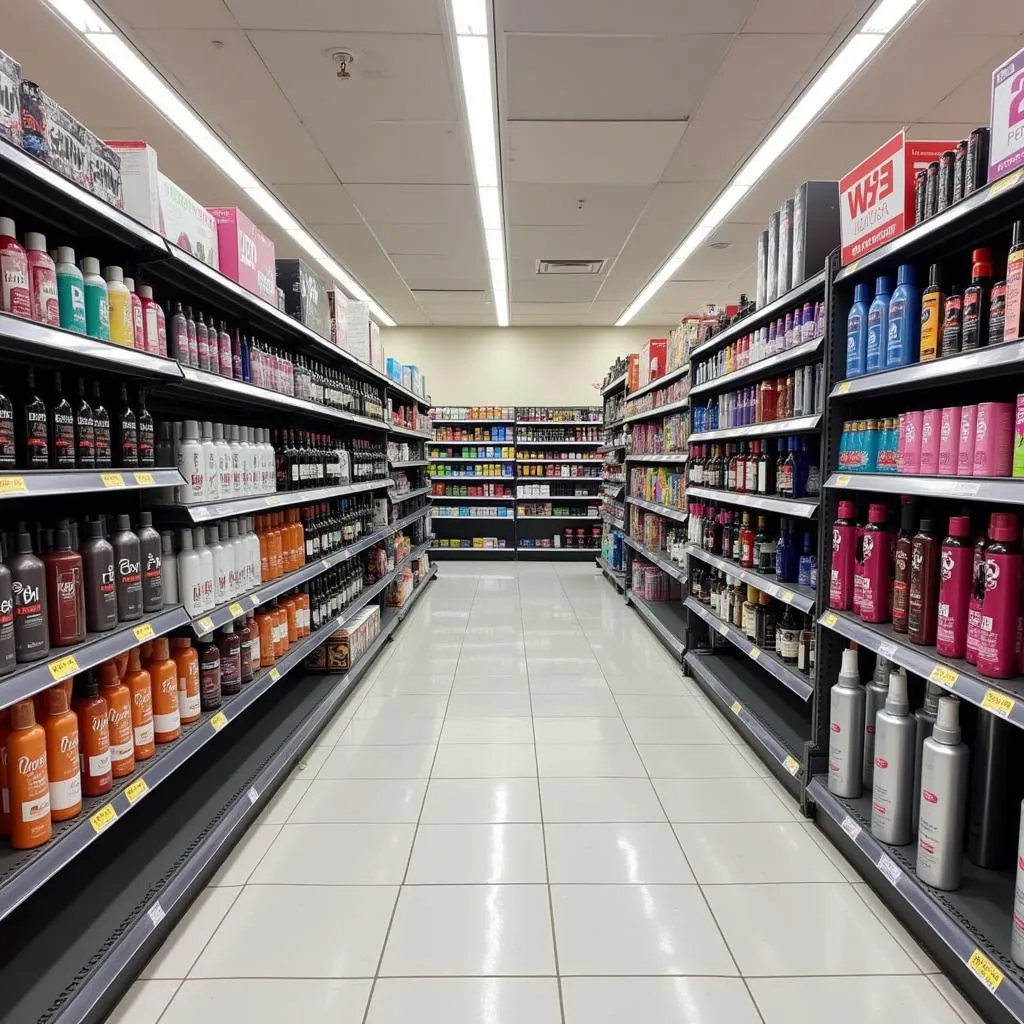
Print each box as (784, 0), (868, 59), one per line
(374, 222), (483, 256)
(224, 0), (442, 32)
(511, 302), (592, 315)
(660, 118), (768, 183)
(345, 185), (478, 225)
(275, 184), (364, 225)
(508, 121), (687, 185)
(511, 275), (603, 303)
(319, 122), (471, 185)
(916, 66), (999, 126)
(907, 0), (1024, 35)
(505, 34), (731, 121)
(669, 222), (764, 281)
(498, 0), (756, 34)
(741, 0), (862, 34)
(507, 183), (653, 228)
(101, 0), (239, 29)
(509, 224), (627, 262)
(391, 252), (485, 284)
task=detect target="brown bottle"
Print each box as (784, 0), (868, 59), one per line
(218, 622), (241, 697)
(72, 673), (112, 796)
(198, 637), (221, 711)
(908, 519), (940, 645)
(80, 519), (117, 633)
(891, 500), (915, 635)
(43, 527), (86, 646)
(170, 637), (201, 724)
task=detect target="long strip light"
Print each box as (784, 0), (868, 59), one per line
(39, 0), (396, 326)
(616, 0), (921, 326)
(450, 0), (508, 326)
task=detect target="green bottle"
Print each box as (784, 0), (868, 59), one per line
(80, 256), (109, 341)
(54, 246), (87, 335)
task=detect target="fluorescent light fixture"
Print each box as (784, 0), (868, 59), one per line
(479, 187), (502, 231)
(457, 36), (499, 189)
(452, 0), (488, 35)
(40, 0), (395, 325)
(616, 0), (920, 326)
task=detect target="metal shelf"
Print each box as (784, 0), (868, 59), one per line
(685, 597), (813, 701)
(390, 459), (429, 469)
(516, 475), (602, 482)
(689, 270), (828, 360)
(389, 423), (432, 441)
(518, 514), (599, 520)
(391, 485), (431, 505)
(623, 395), (690, 424)
(432, 493), (514, 501)
(626, 592), (686, 660)
(515, 420), (602, 427)
(166, 478), (395, 523)
(432, 545), (513, 553)
(689, 336), (825, 399)
(819, 608), (1024, 734)
(623, 535), (686, 582)
(686, 545), (815, 612)
(433, 513), (515, 521)
(428, 474), (514, 482)
(625, 495), (688, 524)
(602, 512), (625, 531)
(685, 485), (819, 519)
(517, 546), (600, 553)
(825, 472), (1024, 505)
(626, 452), (689, 464)
(601, 372), (628, 396)
(428, 457), (515, 463)
(432, 418), (515, 424)
(516, 458), (603, 465)
(515, 440), (602, 447)
(0, 467), (183, 500)
(689, 413), (821, 443)
(626, 363), (689, 401)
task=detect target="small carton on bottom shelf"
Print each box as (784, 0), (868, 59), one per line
(304, 605), (382, 672)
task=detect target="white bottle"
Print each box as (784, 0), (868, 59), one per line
(228, 520), (246, 596)
(177, 528), (203, 616)
(250, 428), (263, 495)
(871, 669), (917, 846)
(160, 532), (178, 606)
(193, 526), (215, 612)
(1012, 811), (1024, 966)
(828, 648), (865, 798)
(201, 421), (219, 501)
(246, 516), (262, 589)
(239, 426), (254, 495)
(209, 523), (231, 605)
(912, 682), (943, 834)
(176, 420), (204, 504)
(229, 423), (242, 496)
(213, 422), (232, 497)
(260, 428), (274, 493)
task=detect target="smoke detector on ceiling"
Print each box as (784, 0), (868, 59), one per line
(536, 259), (606, 275)
(708, 241), (731, 250)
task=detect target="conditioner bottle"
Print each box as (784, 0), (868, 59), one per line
(828, 648), (865, 798)
(863, 656), (891, 790)
(871, 669), (916, 846)
(40, 686), (81, 821)
(912, 682), (942, 834)
(7, 698), (51, 849)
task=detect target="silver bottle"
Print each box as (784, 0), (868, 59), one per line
(871, 669), (916, 845)
(912, 682), (943, 833)
(1011, 809), (1024, 966)
(863, 655), (891, 788)
(828, 648), (865, 798)
(916, 696), (969, 890)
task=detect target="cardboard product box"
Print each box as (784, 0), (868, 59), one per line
(640, 338), (667, 386)
(85, 132), (122, 209)
(409, 365), (422, 396)
(344, 299), (372, 363)
(402, 364), (413, 390)
(791, 180), (839, 285)
(0, 49), (22, 146)
(626, 352), (640, 393)
(755, 230), (769, 309)
(19, 81), (48, 162)
(776, 198), (794, 300)
(369, 320), (384, 370)
(386, 357), (403, 382)
(106, 141), (160, 229)
(277, 258), (331, 340)
(208, 207), (277, 304)
(156, 173), (219, 268)
(329, 287), (348, 347)
(765, 211), (780, 304)
(388, 569), (414, 607)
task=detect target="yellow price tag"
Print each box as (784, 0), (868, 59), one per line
(730, 700), (742, 716)
(269, 667), (281, 682)
(197, 616), (214, 634)
(124, 778), (149, 804)
(249, 594), (260, 607)
(781, 590), (794, 603)
(90, 803), (117, 833)
(210, 711), (228, 731)
(264, 495), (279, 506)
(928, 664), (958, 688)
(0, 475), (27, 494)
(101, 472), (125, 488)
(133, 622), (155, 642)
(133, 471), (155, 486)
(967, 948), (1005, 992)
(749, 646), (761, 660)
(981, 689), (1016, 718)
(846, 258), (861, 274)
(836, 381), (852, 394)
(989, 169), (1022, 198)
(836, 474), (851, 486)
(48, 653), (80, 682)
(823, 612), (837, 628)
(228, 602), (244, 618)
(783, 755), (800, 776)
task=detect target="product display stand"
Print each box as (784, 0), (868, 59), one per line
(598, 373), (627, 591)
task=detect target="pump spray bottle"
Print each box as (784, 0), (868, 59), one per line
(828, 648), (865, 798)
(863, 656), (891, 789)
(871, 668), (917, 845)
(912, 682), (943, 834)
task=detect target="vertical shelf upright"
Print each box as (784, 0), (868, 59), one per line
(598, 371), (628, 590)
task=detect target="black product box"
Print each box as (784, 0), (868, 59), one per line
(776, 197), (794, 300)
(0, 48), (21, 146)
(47, 100), (91, 190)
(791, 180), (839, 286)
(19, 80), (48, 162)
(276, 259), (331, 341)
(86, 130), (123, 209)
(765, 211), (780, 305)
(755, 230), (769, 309)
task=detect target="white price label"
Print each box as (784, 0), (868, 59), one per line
(877, 641), (898, 661)
(248, 787), (259, 805)
(877, 852), (902, 886)
(840, 815), (862, 840)
(148, 902), (165, 928)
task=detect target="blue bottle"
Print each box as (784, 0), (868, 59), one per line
(865, 275), (892, 373)
(885, 264), (920, 368)
(846, 282), (870, 378)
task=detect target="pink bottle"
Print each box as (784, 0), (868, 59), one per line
(899, 411), (923, 474)
(958, 405), (978, 476)
(125, 276), (145, 350)
(858, 503), (891, 623)
(0, 216), (31, 318)
(966, 527), (987, 665)
(936, 516), (974, 658)
(919, 409), (941, 475)
(154, 298), (167, 356)
(973, 401), (1014, 477)
(977, 513), (1022, 679)
(137, 285), (160, 356)
(23, 232), (58, 326)
(829, 500), (858, 611)
(938, 406), (961, 476)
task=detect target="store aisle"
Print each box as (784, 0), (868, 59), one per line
(109, 564), (982, 1024)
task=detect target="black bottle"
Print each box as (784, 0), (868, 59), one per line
(49, 370), (75, 469)
(117, 383), (138, 467)
(0, 384), (14, 468)
(137, 389), (155, 468)
(20, 368), (48, 469)
(73, 377), (95, 468)
(92, 381), (112, 468)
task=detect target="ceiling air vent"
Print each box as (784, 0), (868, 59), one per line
(536, 259), (606, 275)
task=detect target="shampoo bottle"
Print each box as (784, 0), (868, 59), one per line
(98, 662), (134, 777)
(961, 248), (993, 350)
(123, 647), (154, 760)
(866, 276), (892, 373)
(79, 257), (109, 341)
(160, 532), (178, 607)
(54, 247), (86, 334)
(148, 637), (181, 743)
(908, 519), (940, 645)
(177, 528), (203, 616)
(828, 648), (865, 797)
(103, 265), (133, 346)
(43, 527), (85, 646)
(171, 636), (201, 724)
(111, 514), (143, 621)
(871, 669), (916, 846)
(863, 656), (891, 789)
(977, 512), (1022, 679)
(9, 527), (49, 663)
(885, 264), (920, 368)
(123, 276), (145, 350)
(966, 526), (988, 665)
(7, 699), (51, 849)
(829, 500), (858, 610)
(936, 516), (973, 658)
(0, 217), (30, 318)
(72, 673), (111, 797)
(919, 264), (944, 361)
(0, 546), (14, 676)
(891, 500), (915, 634)
(24, 232), (58, 326)
(858, 503), (890, 624)
(137, 511), (163, 613)
(846, 283), (870, 378)
(41, 685), (81, 822)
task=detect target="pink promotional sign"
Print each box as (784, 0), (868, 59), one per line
(207, 207), (276, 304)
(989, 45), (1024, 183)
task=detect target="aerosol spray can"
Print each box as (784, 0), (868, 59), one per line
(828, 648), (865, 798)
(863, 656), (891, 789)
(912, 682), (943, 834)
(871, 669), (916, 846)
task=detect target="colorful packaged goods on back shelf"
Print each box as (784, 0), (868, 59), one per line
(432, 407), (516, 422)
(630, 415), (689, 455)
(628, 465), (686, 510)
(623, 376), (690, 419)
(630, 559), (682, 602)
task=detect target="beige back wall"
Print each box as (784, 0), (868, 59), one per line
(382, 326), (662, 406)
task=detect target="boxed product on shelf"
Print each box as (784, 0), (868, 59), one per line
(156, 172), (220, 268)
(639, 338), (667, 387)
(320, 604), (381, 671)
(792, 180), (840, 286)
(86, 130), (123, 209)
(343, 299), (384, 368)
(277, 258), (331, 341)
(0, 47), (21, 145)
(207, 207), (276, 304)
(329, 286), (347, 347)
(387, 568), (414, 607)
(106, 140), (160, 228)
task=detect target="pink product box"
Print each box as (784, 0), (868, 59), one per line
(974, 401), (1014, 477)
(207, 207), (276, 304)
(898, 410), (923, 474)
(958, 405), (978, 476)
(919, 408), (941, 475)
(938, 406), (961, 476)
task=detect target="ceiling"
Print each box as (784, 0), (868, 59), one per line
(2, 0), (1022, 326)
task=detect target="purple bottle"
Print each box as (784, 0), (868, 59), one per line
(977, 513), (1022, 679)
(170, 302), (190, 365)
(936, 516), (973, 659)
(830, 500), (858, 611)
(185, 306), (199, 367)
(218, 319), (232, 377)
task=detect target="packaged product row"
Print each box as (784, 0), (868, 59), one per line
(517, 502), (600, 518)
(603, 389), (625, 427)
(622, 375), (690, 419)
(627, 465), (686, 511)
(517, 464), (601, 479)
(690, 364), (823, 432)
(602, 530), (626, 574)
(630, 560), (683, 602)
(433, 537), (509, 549)
(304, 605), (381, 673)
(629, 414), (690, 456)
(389, 405), (431, 436)
(630, 513), (686, 565)
(515, 426), (602, 442)
(429, 462), (513, 478)
(517, 407), (601, 424)
(432, 425), (513, 443)
(517, 483), (599, 499)
(433, 505), (513, 518)
(431, 406), (514, 421)
(428, 446), (514, 460)
(386, 440), (423, 464)
(432, 482), (513, 498)
(519, 527), (600, 550)
(688, 439), (821, 500)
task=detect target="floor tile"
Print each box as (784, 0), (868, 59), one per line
(705, 882), (919, 975)
(528, 673), (611, 694)
(674, 822), (845, 883)
(406, 824), (547, 883)
(545, 823), (695, 883)
(379, 885), (555, 976)
(625, 717), (729, 744)
(536, 742), (646, 777)
(440, 716), (534, 743)
(368, 674), (455, 696)
(654, 778), (797, 822)
(530, 692), (621, 717)
(208, 824), (281, 886)
(140, 887), (241, 979)
(291, 744), (331, 778)
(355, 695), (449, 719)
(561, 977), (762, 1024)
(528, 656), (603, 678)
(551, 884), (736, 975)
(337, 717), (443, 746)
(158, 979), (372, 1023)
(637, 744), (761, 778)
(853, 882), (940, 973)
(604, 674), (692, 694)
(801, 821), (862, 881)
(533, 716), (632, 743)
(290, 779), (427, 823)
(256, 777), (311, 825)
(615, 694), (709, 718)
(540, 778), (666, 822)
(431, 743), (537, 778)
(317, 744), (437, 779)
(445, 692), (533, 717)
(367, 978), (560, 1023)
(249, 823), (415, 884)
(929, 975), (988, 1024)
(449, 674), (531, 693)
(421, 778), (541, 823)
(190, 885), (397, 978)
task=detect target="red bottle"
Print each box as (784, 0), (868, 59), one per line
(858, 503), (890, 624)
(0, 217), (31, 319)
(936, 516), (974, 658)
(891, 500), (915, 634)
(43, 527), (86, 646)
(829, 500), (858, 611)
(907, 519), (939, 645)
(977, 513), (1022, 679)
(965, 527), (988, 665)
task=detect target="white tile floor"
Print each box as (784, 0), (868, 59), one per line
(109, 563), (984, 1024)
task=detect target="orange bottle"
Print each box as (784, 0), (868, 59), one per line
(99, 662), (135, 777)
(0, 709), (10, 836)
(148, 638), (181, 743)
(288, 511), (301, 571)
(123, 648), (155, 760)
(256, 609), (275, 666)
(41, 686), (82, 821)
(171, 637), (201, 725)
(271, 601), (287, 656)
(72, 673), (112, 797)
(281, 594), (299, 644)
(246, 611), (261, 669)
(257, 516), (271, 581)
(7, 699), (52, 849)
(269, 515), (283, 580)
(292, 510), (305, 571)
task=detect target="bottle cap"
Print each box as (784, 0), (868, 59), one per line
(219, 521), (230, 541)
(138, 283), (153, 299)
(52, 528), (71, 550)
(875, 275), (892, 295)
(202, 421), (213, 439)
(152, 637), (170, 659)
(178, 528), (194, 551)
(0, 216), (16, 237)
(103, 265), (124, 283)
(918, 519), (934, 534)
(138, 511), (153, 529)
(900, 500), (915, 532)
(183, 419), (200, 440)
(171, 636), (191, 649)
(115, 514), (131, 532)
(928, 263), (941, 287)
(80, 256), (101, 276)
(839, 648), (860, 685)
(193, 526), (207, 547)
(989, 512), (1019, 543)
(885, 670), (909, 715)
(161, 531), (175, 554)
(867, 503), (887, 524)
(213, 422), (224, 442)
(838, 500), (856, 519)
(13, 528), (34, 556)
(946, 515), (971, 539)
(24, 231), (48, 252)
(854, 282), (870, 304)
(922, 681), (943, 716)
(55, 246), (76, 266)
(896, 264), (915, 285)
(45, 686), (69, 714)
(10, 699), (36, 730)
(85, 519), (104, 541)
(932, 695), (962, 745)
(972, 248), (993, 276)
